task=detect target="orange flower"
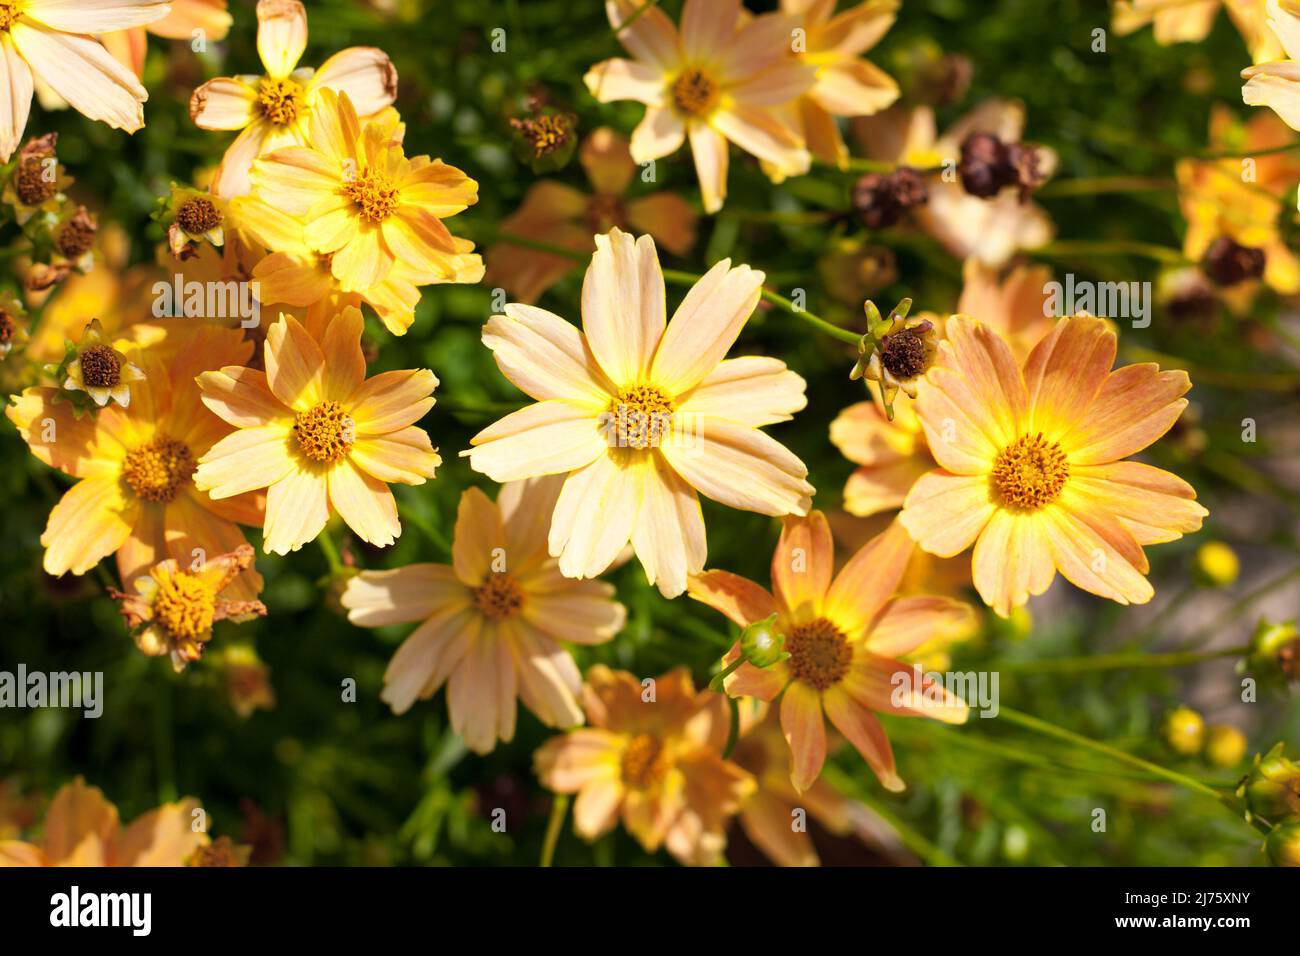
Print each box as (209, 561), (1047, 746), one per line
(101, 0), (233, 78)
(486, 127), (698, 302)
(831, 392), (931, 518)
(0, 778), (209, 866)
(689, 513), (972, 792)
(6, 325), (263, 596)
(534, 665), (754, 865)
(341, 477), (626, 753)
(898, 315), (1208, 616)
(194, 308), (441, 553)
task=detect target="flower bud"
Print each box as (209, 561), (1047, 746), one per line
(1245, 619), (1299, 685)
(1163, 706), (1204, 756)
(740, 613), (788, 669)
(1265, 819), (1300, 867)
(1204, 724), (1247, 768)
(1193, 541), (1239, 587)
(1239, 743), (1300, 820)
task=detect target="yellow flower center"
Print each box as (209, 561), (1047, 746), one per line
(123, 437), (197, 503)
(0, 1), (24, 31)
(341, 167), (400, 223)
(176, 196), (223, 235)
(79, 344), (121, 388)
(787, 617), (852, 691)
(992, 432), (1070, 510)
(257, 77), (305, 126)
(671, 67), (719, 117)
(471, 573), (524, 620)
(151, 571), (216, 642)
(608, 385), (673, 450)
(293, 400), (355, 463)
(621, 734), (670, 790)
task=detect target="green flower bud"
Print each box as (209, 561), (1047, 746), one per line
(1244, 619), (1299, 685)
(1265, 819), (1300, 867)
(1238, 743), (1300, 820)
(740, 613), (788, 669)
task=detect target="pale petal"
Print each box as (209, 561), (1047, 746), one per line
(581, 229), (665, 389)
(510, 623), (584, 728)
(841, 655), (969, 724)
(1041, 498), (1154, 607)
(899, 470), (996, 557)
(451, 486), (505, 586)
(348, 368), (437, 435)
(688, 121), (729, 213)
(188, 75), (256, 130)
(348, 428), (440, 484)
(256, 0), (306, 78)
(630, 106), (687, 163)
(866, 595), (978, 658)
(630, 450), (706, 597)
(1069, 461), (1207, 546)
(823, 518), (913, 637)
(686, 570), (777, 628)
(307, 46), (397, 115)
(970, 508), (1057, 617)
(41, 477), (132, 576)
(521, 575), (626, 646)
(447, 624), (517, 753)
(606, 0), (679, 70)
(0, 35), (34, 162)
(262, 465), (329, 554)
(1060, 363), (1191, 464)
(651, 259), (764, 395)
(464, 400), (606, 483)
(823, 687), (905, 792)
(329, 459), (399, 547)
(661, 419), (813, 517)
(771, 511), (834, 622)
(583, 56), (665, 106)
(1023, 314), (1116, 435)
(548, 451), (643, 580)
(342, 563), (465, 627)
(481, 304), (615, 406)
(263, 313), (325, 411)
(194, 426), (296, 498)
(10, 22), (146, 131)
(380, 605), (474, 714)
(24, 0), (171, 34)
(198, 366), (291, 428)
(676, 357), (806, 428)
(1242, 61), (1300, 132)
(681, 0), (739, 63)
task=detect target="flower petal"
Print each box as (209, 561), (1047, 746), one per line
(307, 46), (397, 115)
(348, 368), (437, 435)
(188, 75), (256, 130)
(651, 258), (764, 395)
(0, 35), (34, 162)
(1061, 363), (1191, 465)
(510, 623), (584, 728)
(263, 313), (325, 410)
(866, 595), (978, 658)
(464, 400), (606, 483)
(583, 56), (665, 106)
(548, 450), (643, 581)
(380, 604), (474, 714)
(676, 356), (806, 427)
(686, 570), (777, 628)
(447, 623), (517, 753)
(342, 563), (465, 627)
(1040, 497), (1154, 607)
(451, 486), (506, 586)
(198, 366), (291, 428)
(661, 419), (813, 516)
(581, 228), (665, 389)
(481, 303), (615, 406)
(899, 470), (996, 558)
(688, 120), (729, 213)
(1023, 314), (1116, 436)
(25, 0), (170, 35)
(329, 459), (399, 547)
(1069, 461), (1207, 545)
(771, 511), (834, 622)
(41, 477), (132, 576)
(10, 21), (146, 131)
(971, 508), (1057, 617)
(823, 686), (905, 792)
(256, 0), (307, 78)
(780, 680), (826, 792)
(630, 450), (706, 597)
(194, 426), (296, 499)
(262, 465), (329, 554)
(823, 518), (913, 637)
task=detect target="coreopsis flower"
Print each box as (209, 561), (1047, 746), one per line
(61, 318), (145, 408)
(688, 513), (973, 791)
(831, 392), (932, 518)
(0, 0), (168, 161)
(102, 0), (232, 78)
(111, 544), (267, 672)
(1116, 0), (1282, 63)
(486, 127), (698, 303)
(194, 309), (440, 553)
(898, 315), (1208, 617)
(246, 88), (482, 298)
(0, 778), (209, 867)
(464, 228), (814, 598)
(1178, 105), (1300, 299)
(851, 298), (936, 409)
(341, 477), (627, 753)
(534, 665), (755, 865)
(586, 0), (816, 213)
(163, 184), (226, 259)
(190, 0), (398, 197)
(853, 101), (1056, 267)
(7, 325), (263, 593)
(1, 132), (70, 224)
(780, 0), (900, 169)
(956, 258), (1055, 363)
(0, 289), (29, 359)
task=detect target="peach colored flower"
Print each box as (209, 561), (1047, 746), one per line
(102, 0), (233, 78)
(194, 308), (440, 553)
(586, 0), (816, 212)
(1116, 0), (1282, 63)
(899, 315), (1208, 617)
(779, 0), (899, 169)
(464, 227), (813, 598)
(956, 258), (1056, 363)
(831, 391), (931, 518)
(0, 778), (208, 866)
(190, 0), (398, 197)
(342, 477), (626, 754)
(689, 513), (972, 792)
(0, 0), (168, 161)
(486, 127), (697, 303)
(534, 665), (754, 865)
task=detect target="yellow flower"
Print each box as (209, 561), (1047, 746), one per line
(486, 126), (698, 303)
(244, 88), (482, 298)
(342, 477), (627, 753)
(0, 0), (167, 161)
(534, 665), (755, 865)
(898, 315), (1208, 617)
(586, 0), (816, 212)
(111, 544), (267, 672)
(190, 0), (398, 197)
(61, 318), (145, 407)
(0, 778), (209, 867)
(165, 184), (227, 258)
(7, 325), (264, 591)
(194, 308), (441, 554)
(689, 513), (972, 792)
(1116, 0), (1282, 63)
(780, 0), (900, 169)
(464, 227), (813, 599)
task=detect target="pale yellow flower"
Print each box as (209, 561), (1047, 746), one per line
(342, 477), (626, 754)
(464, 227), (813, 598)
(1116, 0), (1283, 63)
(0, 0), (168, 161)
(190, 0), (398, 197)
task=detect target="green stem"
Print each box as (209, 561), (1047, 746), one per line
(708, 656), (744, 693)
(1037, 176), (1177, 198)
(997, 645), (1248, 675)
(722, 697), (740, 759)
(1122, 345), (1300, 392)
(317, 531), (343, 576)
(1035, 239), (1191, 265)
(540, 794), (569, 867)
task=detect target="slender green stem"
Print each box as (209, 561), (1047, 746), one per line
(1037, 176), (1177, 198)
(317, 531), (343, 576)
(708, 656), (744, 693)
(1122, 345), (1300, 392)
(755, 285), (860, 345)
(722, 697), (740, 759)
(540, 794), (569, 867)
(1035, 239), (1191, 265)
(997, 645), (1248, 675)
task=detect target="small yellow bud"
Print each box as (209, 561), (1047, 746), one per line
(1203, 724), (1247, 768)
(1193, 541), (1238, 587)
(1245, 619), (1299, 685)
(1265, 819), (1300, 867)
(1163, 706), (1204, 756)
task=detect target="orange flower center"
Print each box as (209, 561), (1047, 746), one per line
(176, 196), (223, 235)
(151, 571), (216, 643)
(257, 77), (305, 126)
(992, 433), (1069, 510)
(621, 734), (670, 790)
(607, 385), (673, 450)
(123, 437), (197, 503)
(584, 193), (628, 235)
(0, 1), (23, 31)
(672, 67), (719, 117)
(293, 401), (355, 463)
(342, 167), (400, 223)
(79, 344), (122, 388)
(787, 617), (852, 691)
(471, 573), (524, 620)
